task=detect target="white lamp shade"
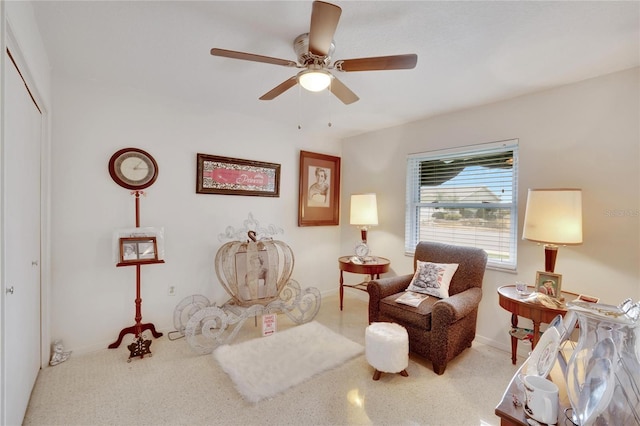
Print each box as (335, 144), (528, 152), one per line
(350, 193), (378, 226)
(522, 188), (583, 245)
(297, 69), (332, 92)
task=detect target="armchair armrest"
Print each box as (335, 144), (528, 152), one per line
(433, 287), (483, 325)
(366, 274), (413, 323)
(367, 274), (413, 298)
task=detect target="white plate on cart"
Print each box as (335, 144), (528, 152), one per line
(526, 327), (560, 378)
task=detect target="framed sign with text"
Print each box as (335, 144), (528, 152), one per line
(196, 153), (280, 197)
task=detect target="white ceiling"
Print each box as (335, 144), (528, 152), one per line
(31, 1), (639, 138)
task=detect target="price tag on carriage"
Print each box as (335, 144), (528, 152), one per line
(262, 314), (277, 337)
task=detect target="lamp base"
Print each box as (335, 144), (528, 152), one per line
(544, 244), (558, 273)
(360, 228), (368, 243)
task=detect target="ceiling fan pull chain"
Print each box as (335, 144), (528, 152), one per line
(327, 79), (333, 127)
(297, 84), (303, 130)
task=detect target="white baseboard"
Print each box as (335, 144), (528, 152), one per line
(474, 334), (510, 352)
(474, 334), (531, 361)
(319, 286), (369, 301)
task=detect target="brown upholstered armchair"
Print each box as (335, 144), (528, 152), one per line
(367, 241), (488, 375)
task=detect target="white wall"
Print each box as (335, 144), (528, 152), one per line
(50, 74), (343, 353)
(3, 0), (636, 387)
(32, 24), (640, 356)
(340, 67), (640, 356)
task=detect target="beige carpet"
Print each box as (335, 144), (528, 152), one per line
(23, 293), (521, 425)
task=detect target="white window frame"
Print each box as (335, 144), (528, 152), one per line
(405, 139), (519, 270)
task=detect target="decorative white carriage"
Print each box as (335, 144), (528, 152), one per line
(172, 215), (321, 354)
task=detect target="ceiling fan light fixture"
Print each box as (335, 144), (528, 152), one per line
(297, 69), (332, 92)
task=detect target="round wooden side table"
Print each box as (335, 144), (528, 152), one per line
(338, 256), (390, 311)
(497, 285), (578, 364)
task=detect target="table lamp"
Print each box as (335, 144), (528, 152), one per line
(522, 188), (583, 273)
(350, 193), (378, 258)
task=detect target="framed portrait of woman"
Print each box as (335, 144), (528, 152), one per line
(534, 271), (562, 299)
(298, 150), (341, 226)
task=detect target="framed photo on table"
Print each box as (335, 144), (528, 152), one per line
(196, 153), (280, 197)
(535, 271), (562, 299)
(577, 294), (600, 303)
(298, 150), (341, 226)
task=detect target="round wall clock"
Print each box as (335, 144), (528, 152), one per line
(108, 148), (158, 190)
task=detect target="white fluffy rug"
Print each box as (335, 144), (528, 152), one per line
(213, 321), (364, 403)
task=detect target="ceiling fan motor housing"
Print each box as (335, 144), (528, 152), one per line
(294, 33), (335, 67)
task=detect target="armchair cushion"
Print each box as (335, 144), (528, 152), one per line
(380, 293), (435, 330)
(406, 261), (459, 298)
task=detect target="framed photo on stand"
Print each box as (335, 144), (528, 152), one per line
(535, 271), (562, 299)
(298, 150), (341, 226)
(119, 237), (158, 263)
(113, 227), (165, 264)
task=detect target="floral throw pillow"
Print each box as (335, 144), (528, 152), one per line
(405, 261), (459, 299)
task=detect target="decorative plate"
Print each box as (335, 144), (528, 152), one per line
(526, 326), (561, 377)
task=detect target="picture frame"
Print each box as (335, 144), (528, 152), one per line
(113, 227), (165, 264)
(196, 153), (280, 197)
(535, 271), (562, 299)
(577, 294), (600, 304)
(298, 150), (341, 226)
(119, 237), (158, 263)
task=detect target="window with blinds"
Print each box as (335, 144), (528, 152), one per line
(405, 140), (519, 269)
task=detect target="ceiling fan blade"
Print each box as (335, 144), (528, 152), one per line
(336, 54), (418, 72)
(308, 1), (342, 56)
(211, 48), (298, 67)
(259, 76), (298, 100)
(329, 76), (359, 105)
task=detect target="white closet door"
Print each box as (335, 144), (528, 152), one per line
(2, 51), (42, 426)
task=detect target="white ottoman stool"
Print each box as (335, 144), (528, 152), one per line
(365, 322), (409, 380)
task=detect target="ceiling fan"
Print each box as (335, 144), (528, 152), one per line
(210, 1), (418, 105)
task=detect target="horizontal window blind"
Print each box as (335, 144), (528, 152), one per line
(405, 140), (519, 269)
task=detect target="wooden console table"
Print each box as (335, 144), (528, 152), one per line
(338, 256), (390, 311)
(497, 285), (578, 364)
